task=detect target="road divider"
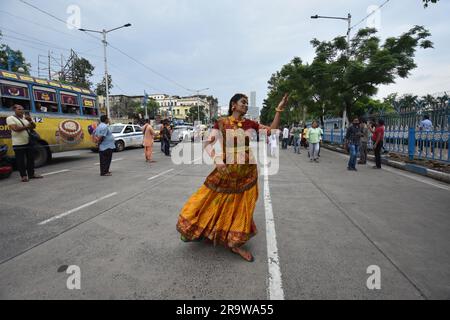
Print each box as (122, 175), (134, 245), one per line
(38, 192), (118, 225)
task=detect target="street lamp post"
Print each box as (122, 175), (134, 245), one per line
(189, 88), (209, 124)
(311, 13), (351, 130)
(79, 23), (131, 118)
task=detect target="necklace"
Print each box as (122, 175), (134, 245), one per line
(229, 115), (244, 128)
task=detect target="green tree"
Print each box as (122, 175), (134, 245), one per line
(95, 74), (113, 96)
(262, 26), (433, 125)
(146, 98), (159, 119)
(186, 106), (207, 123)
(71, 56), (94, 89)
(423, 0), (439, 7)
(0, 31), (31, 74)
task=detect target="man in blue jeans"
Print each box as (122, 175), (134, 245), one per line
(345, 118), (363, 171)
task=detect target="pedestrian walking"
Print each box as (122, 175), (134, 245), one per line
(307, 121), (322, 162)
(95, 115), (115, 176)
(282, 126), (289, 149)
(176, 93), (289, 262)
(301, 125), (309, 150)
(6, 104), (43, 182)
(292, 126), (301, 154)
(142, 119), (156, 163)
(269, 130), (279, 157)
(358, 118), (369, 165)
(372, 119), (385, 169)
(344, 118), (363, 171)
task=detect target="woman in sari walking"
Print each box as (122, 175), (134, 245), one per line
(176, 93), (289, 262)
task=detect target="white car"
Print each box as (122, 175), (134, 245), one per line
(171, 125), (194, 143)
(110, 124), (144, 152)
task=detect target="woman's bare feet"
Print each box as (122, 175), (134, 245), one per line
(231, 247), (254, 262)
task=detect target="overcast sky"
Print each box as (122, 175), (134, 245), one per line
(1, 0), (449, 110)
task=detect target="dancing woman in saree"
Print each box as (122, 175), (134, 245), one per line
(176, 93), (288, 262)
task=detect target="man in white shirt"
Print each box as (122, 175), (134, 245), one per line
(419, 115), (433, 153)
(6, 104), (43, 182)
(282, 127), (289, 149)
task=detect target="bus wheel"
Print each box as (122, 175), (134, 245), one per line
(33, 142), (50, 168)
(115, 140), (125, 152)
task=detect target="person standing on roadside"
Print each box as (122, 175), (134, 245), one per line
(372, 119), (385, 169)
(6, 104), (43, 182)
(95, 115), (115, 176)
(307, 121), (322, 162)
(142, 119), (156, 163)
(358, 118), (369, 165)
(282, 126), (289, 149)
(161, 120), (171, 156)
(345, 118), (363, 171)
(292, 126), (301, 154)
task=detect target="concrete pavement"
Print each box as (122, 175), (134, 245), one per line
(0, 143), (449, 299)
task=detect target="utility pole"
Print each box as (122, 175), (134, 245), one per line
(79, 23), (132, 118)
(48, 50), (51, 80)
(311, 12), (352, 130)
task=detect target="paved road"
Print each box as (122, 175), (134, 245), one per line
(0, 143), (449, 299)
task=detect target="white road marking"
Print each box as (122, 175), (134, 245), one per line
(148, 169), (175, 181)
(41, 169), (70, 176)
(94, 158), (123, 165)
(333, 151), (450, 191)
(38, 192), (118, 225)
(263, 148), (285, 300)
(188, 157), (203, 164)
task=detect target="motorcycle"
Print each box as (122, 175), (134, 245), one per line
(0, 144), (13, 179)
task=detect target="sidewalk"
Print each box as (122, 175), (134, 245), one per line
(322, 143), (450, 184)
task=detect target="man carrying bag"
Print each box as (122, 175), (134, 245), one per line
(6, 104), (43, 182)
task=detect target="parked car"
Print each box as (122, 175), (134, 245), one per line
(171, 125), (194, 143)
(110, 123), (144, 152)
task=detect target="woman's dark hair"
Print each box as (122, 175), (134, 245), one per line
(378, 119), (385, 126)
(100, 115), (108, 123)
(228, 93), (248, 116)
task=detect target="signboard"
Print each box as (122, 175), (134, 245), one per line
(35, 79), (48, 85)
(61, 93), (78, 105)
(1, 71), (18, 79)
(0, 117), (11, 138)
(19, 75), (34, 82)
(1, 84), (29, 98)
(83, 98), (95, 107)
(34, 89), (56, 103)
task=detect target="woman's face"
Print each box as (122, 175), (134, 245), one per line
(312, 122), (318, 128)
(232, 97), (248, 115)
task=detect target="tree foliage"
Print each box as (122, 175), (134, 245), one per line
(423, 0), (439, 7)
(71, 56), (94, 89)
(186, 106), (207, 123)
(95, 74), (113, 96)
(0, 31), (31, 74)
(261, 26), (433, 126)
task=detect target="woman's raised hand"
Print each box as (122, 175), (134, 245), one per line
(277, 93), (289, 112)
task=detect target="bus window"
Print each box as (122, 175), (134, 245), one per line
(82, 97), (97, 116)
(0, 81), (31, 110)
(33, 87), (58, 113)
(60, 92), (80, 115)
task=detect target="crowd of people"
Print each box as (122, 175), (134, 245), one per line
(275, 117), (387, 171)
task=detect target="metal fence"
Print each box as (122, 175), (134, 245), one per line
(322, 127), (450, 163)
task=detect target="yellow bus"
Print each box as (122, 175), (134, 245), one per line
(0, 70), (100, 167)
